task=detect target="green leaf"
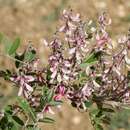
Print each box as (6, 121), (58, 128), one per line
(40, 86), (49, 108)
(80, 61), (97, 67)
(95, 124), (103, 130)
(85, 53), (97, 62)
(8, 38), (20, 55)
(4, 105), (13, 115)
(84, 101), (93, 108)
(80, 51), (101, 67)
(24, 50), (36, 62)
(0, 116), (8, 130)
(2, 36), (12, 54)
(40, 96), (46, 108)
(17, 97), (36, 122)
(49, 100), (63, 106)
(47, 89), (54, 102)
(39, 117), (55, 124)
(102, 116), (111, 125)
(8, 122), (17, 130)
(46, 69), (51, 81)
(12, 116), (24, 126)
(102, 108), (114, 113)
(90, 109), (100, 117)
(26, 125), (41, 130)
(10, 124), (18, 130)
(0, 70), (12, 80)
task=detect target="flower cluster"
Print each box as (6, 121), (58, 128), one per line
(0, 9), (130, 130)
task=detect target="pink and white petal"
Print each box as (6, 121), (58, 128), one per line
(96, 33), (100, 41)
(62, 68), (71, 74)
(37, 112), (44, 120)
(69, 47), (76, 55)
(54, 95), (62, 101)
(64, 61), (71, 67)
(44, 105), (55, 114)
(48, 107), (55, 115)
(20, 78), (25, 86)
(23, 90), (29, 99)
(70, 13), (80, 22)
(10, 77), (15, 82)
(43, 39), (49, 46)
(58, 85), (65, 95)
(63, 74), (69, 81)
(25, 76), (35, 82)
(68, 21), (76, 30)
(33, 59), (40, 68)
(18, 86), (23, 96)
(25, 83), (33, 92)
(59, 25), (66, 32)
(57, 74), (62, 83)
(51, 70), (57, 79)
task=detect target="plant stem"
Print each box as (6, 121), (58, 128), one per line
(0, 53), (28, 65)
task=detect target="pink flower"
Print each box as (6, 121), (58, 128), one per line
(96, 32), (111, 46)
(98, 12), (111, 31)
(54, 85), (65, 101)
(82, 83), (93, 98)
(43, 105), (55, 114)
(62, 9), (80, 22)
(54, 95), (62, 101)
(10, 75), (34, 98)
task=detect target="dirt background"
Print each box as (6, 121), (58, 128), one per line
(0, 0), (130, 130)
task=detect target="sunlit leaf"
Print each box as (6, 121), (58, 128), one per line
(39, 117), (55, 124)
(84, 101), (93, 108)
(8, 38), (20, 55)
(24, 50), (36, 62)
(49, 100), (63, 106)
(80, 51), (101, 67)
(17, 97), (36, 122)
(12, 116), (24, 126)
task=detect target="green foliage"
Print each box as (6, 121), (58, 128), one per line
(12, 116), (24, 126)
(84, 101), (93, 108)
(0, 34), (36, 69)
(17, 97), (36, 122)
(80, 51), (101, 67)
(49, 100), (63, 106)
(0, 69), (11, 80)
(89, 104), (114, 130)
(0, 8), (130, 130)
(26, 125), (41, 130)
(0, 34), (20, 56)
(15, 45), (36, 68)
(40, 86), (62, 109)
(0, 34), (12, 54)
(24, 49), (36, 62)
(108, 109), (130, 130)
(0, 105), (24, 130)
(8, 38), (20, 55)
(39, 117), (55, 124)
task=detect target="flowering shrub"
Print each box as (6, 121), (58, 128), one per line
(0, 9), (130, 130)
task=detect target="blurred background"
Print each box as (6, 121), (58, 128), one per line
(0, 0), (130, 130)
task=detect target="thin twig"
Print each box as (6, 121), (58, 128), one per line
(0, 53), (28, 66)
